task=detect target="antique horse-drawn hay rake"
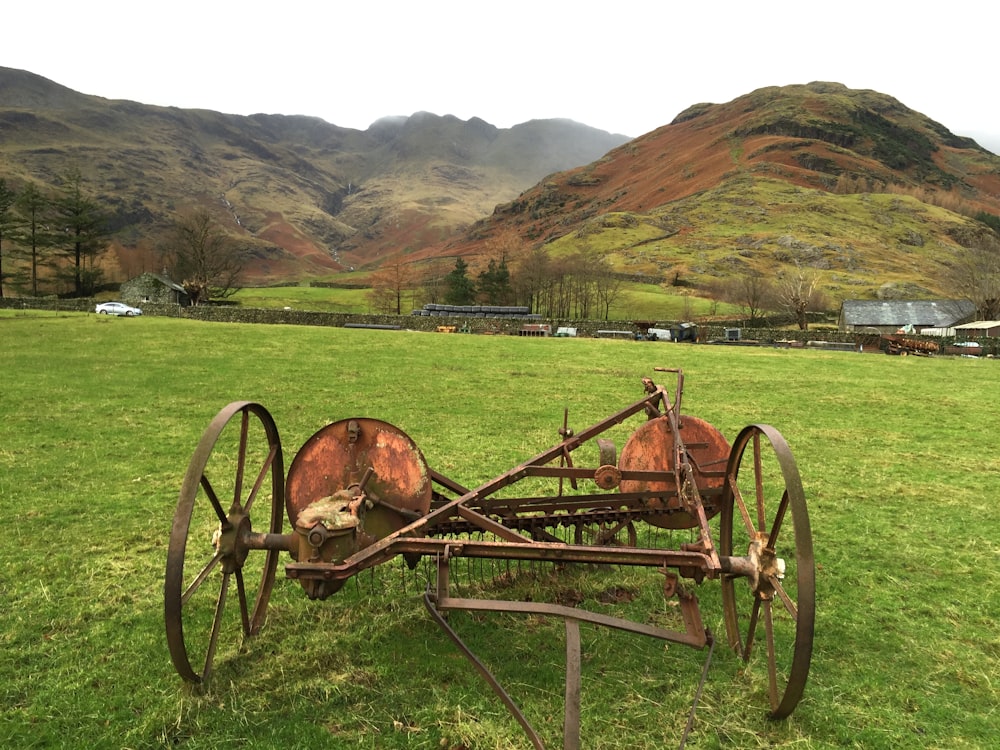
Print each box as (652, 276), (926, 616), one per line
(165, 368), (815, 748)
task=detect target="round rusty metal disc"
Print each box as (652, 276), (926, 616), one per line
(286, 418), (431, 540)
(618, 415), (730, 529)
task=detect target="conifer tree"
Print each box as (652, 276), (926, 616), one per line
(443, 257), (476, 305)
(15, 183), (49, 297)
(0, 178), (18, 299)
(476, 257), (512, 305)
(51, 169), (109, 296)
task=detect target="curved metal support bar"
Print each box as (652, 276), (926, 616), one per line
(423, 590), (546, 750)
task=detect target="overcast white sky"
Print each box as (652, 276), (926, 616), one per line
(5, 1), (999, 153)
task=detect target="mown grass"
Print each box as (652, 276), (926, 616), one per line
(1, 309), (998, 749)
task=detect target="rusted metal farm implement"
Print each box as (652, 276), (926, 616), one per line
(881, 333), (939, 356)
(165, 368), (815, 748)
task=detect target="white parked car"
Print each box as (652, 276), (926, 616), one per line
(95, 301), (142, 317)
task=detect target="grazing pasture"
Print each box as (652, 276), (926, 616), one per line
(1, 309), (997, 749)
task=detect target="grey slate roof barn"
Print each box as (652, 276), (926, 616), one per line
(120, 273), (191, 306)
(838, 299), (975, 333)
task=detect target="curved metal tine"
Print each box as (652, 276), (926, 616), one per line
(203, 571), (231, 681)
(182, 551), (224, 606)
(235, 567), (251, 635)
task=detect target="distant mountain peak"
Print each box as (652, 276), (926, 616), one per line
(0, 66), (629, 282)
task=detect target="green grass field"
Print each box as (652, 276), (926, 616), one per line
(229, 281), (740, 322)
(1, 309), (997, 749)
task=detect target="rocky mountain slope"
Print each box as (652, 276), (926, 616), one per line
(4, 71), (999, 305)
(435, 82), (1000, 303)
(0, 66), (628, 282)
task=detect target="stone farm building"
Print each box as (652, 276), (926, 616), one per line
(120, 273), (190, 306)
(838, 299), (975, 334)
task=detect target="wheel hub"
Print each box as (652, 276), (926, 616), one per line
(746, 533), (785, 599)
(213, 513), (252, 573)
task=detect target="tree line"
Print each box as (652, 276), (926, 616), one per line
(0, 171), (110, 298)
(368, 232), (628, 320)
(371, 227), (999, 328)
(0, 172), (246, 304)
(5, 171), (996, 322)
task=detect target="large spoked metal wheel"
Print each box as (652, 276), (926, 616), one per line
(720, 424), (815, 718)
(165, 402), (285, 684)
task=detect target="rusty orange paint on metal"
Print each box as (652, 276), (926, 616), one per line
(285, 418), (432, 531)
(618, 415), (730, 529)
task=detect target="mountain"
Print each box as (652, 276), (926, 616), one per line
(0, 66), (629, 282)
(437, 82), (1000, 303)
(4, 71), (999, 306)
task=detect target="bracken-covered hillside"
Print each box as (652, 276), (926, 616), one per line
(435, 82), (1000, 303)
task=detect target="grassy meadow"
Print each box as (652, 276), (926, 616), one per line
(1, 309), (998, 749)
(228, 281), (740, 322)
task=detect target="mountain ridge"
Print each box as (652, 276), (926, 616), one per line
(427, 82), (1000, 304)
(0, 66), (629, 282)
(3, 70), (999, 307)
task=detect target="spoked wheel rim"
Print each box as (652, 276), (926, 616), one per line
(720, 424), (815, 718)
(165, 402), (284, 684)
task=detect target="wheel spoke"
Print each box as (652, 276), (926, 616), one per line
(181, 551), (223, 606)
(744, 595), (761, 661)
(764, 600), (778, 710)
(233, 410), (250, 512)
(753, 433), (765, 530)
(203, 571), (230, 681)
(604, 519), (629, 539)
(201, 474), (229, 526)
(768, 490), (790, 550)
(769, 575), (798, 620)
(244, 444), (279, 516)
(235, 567), (252, 635)
(730, 481), (756, 537)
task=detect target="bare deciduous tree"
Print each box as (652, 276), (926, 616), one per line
(594, 259), (625, 321)
(165, 209), (245, 305)
(367, 261), (416, 314)
(945, 229), (1000, 320)
(511, 246), (550, 315)
(774, 267), (827, 330)
(715, 273), (774, 322)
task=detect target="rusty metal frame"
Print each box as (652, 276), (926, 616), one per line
(283, 371), (726, 586)
(277, 369), (729, 749)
